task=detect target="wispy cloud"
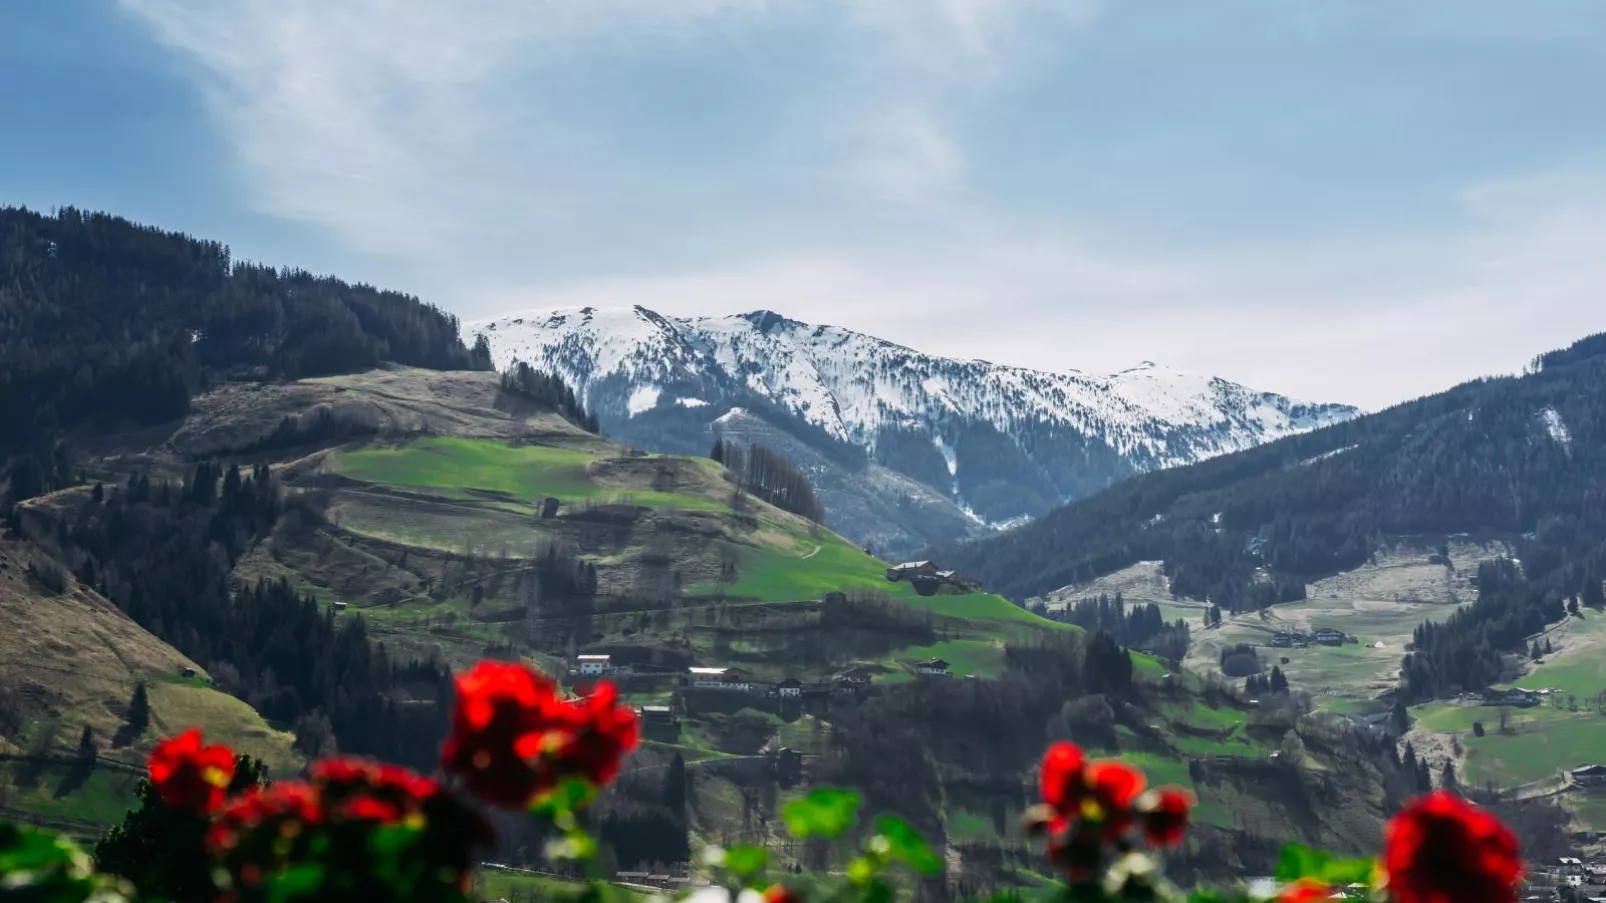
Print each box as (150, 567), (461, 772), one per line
(115, 0), (1606, 409)
(118, 0), (1088, 255)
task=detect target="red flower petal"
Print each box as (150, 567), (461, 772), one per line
(1140, 786), (1194, 848)
(1038, 741), (1086, 809)
(1384, 791), (1523, 903)
(1279, 879), (1335, 903)
(764, 885), (804, 903)
(148, 728), (236, 815)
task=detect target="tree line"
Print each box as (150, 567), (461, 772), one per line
(0, 205), (489, 458)
(1035, 592), (1191, 663)
(712, 438), (826, 524)
(934, 330), (1606, 618)
(500, 360), (599, 433)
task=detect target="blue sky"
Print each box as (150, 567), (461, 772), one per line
(4, 1), (1605, 409)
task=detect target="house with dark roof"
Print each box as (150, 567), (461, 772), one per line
(1571, 765), (1606, 787)
(885, 561), (938, 581)
(915, 658), (950, 677)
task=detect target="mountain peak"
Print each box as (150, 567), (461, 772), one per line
(463, 303), (1359, 540)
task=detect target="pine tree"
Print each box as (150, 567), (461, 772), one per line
(1441, 759), (1458, 792)
(76, 725), (97, 763)
(711, 440), (725, 464)
(1531, 640), (1543, 660)
(1390, 699), (1411, 735)
(663, 752), (687, 819)
(1416, 759), (1433, 793)
(1270, 666), (1289, 693)
(1545, 637), (1554, 655)
(127, 681), (150, 734)
(1584, 574), (1605, 610)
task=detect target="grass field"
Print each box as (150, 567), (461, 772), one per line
(1403, 616), (1606, 797)
(1412, 700), (1606, 787)
(334, 437), (727, 512)
(897, 639), (1006, 677)
(148, 683), (301, 776)
(710, 532), (1062, 626)
(1513, 613), (1606, 700)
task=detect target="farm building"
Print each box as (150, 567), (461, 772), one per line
(686, 666), (755, 692)
(885, 560), (939, 581)
(577, 654), (614, 676)
(1571, 765), (1606, 787)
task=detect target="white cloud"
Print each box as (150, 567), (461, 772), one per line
(118, 0), (1087, 253)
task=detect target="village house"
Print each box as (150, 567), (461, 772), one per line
(915, 658), (951, 677)
(1486, 687), (1541, 708)
(686, 666), (754, 693)
(577, 654), (614, 676)
(1572, 765), (1606, 787)
(638, 704), (676, 724)
(835, 666), (873, 686)
(885, 560), (939, 582)
(1314, 628), (1346, 647)
(776, 678), (804, 698)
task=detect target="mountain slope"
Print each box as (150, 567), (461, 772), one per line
(935, 331), (1606, 609)
(464, 306), (1358, 553)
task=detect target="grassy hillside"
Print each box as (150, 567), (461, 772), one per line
(939, 331), (1606, 607)
(5, 367), (1408, 881)
(0, 539), (298, 837)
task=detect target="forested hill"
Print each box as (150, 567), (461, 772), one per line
(934, 331), (1606, 612)
(0, 206), (491, 454)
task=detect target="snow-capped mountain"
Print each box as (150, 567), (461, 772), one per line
(465, 305), (1359, 552)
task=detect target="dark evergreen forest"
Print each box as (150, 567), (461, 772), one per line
(0, 205), (490, 456)
(20, 462), (450, 769)
(712, 438), (827, 524)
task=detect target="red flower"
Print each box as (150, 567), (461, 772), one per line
(441, 661), (640, 809)
(1085, 760), (1146, 839)
(1039, 741), (1087, 810)
(206, 780), (322, 853)
(1278, 879), (1334, 903)
(764, 885), (804, 903)
(441, 660), (568, 808)
(148, 729), (236, 815)
(1138, 786), (1194, 848)
(549, 681), (640, 788)
(1384, 791), (1522, 903)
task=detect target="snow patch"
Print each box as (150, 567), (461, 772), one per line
(1299, 444), (1358, 467)
(1538, 407), (1571, 448)
(932, 434), (958, 477)
(714, 407), (747, 425)
(627, 385), (661, 416)
(677, 397), (709, 408)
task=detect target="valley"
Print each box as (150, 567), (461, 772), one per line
(3, 361), (1401, 885)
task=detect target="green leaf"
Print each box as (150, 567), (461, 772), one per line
(1187, 892), (1254, 903)
(534, 777), (598, 819)
(265, 864), (326, 903)
(782, 788), (861, 840)
(872, 815), (941, 877)
(724, 845), (769, 878)
(1274, 844), (1374, 886)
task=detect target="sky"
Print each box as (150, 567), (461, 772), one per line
(3, 2), (1605, 410)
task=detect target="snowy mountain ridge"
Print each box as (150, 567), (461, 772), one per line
(464, 305), (1359, 549)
